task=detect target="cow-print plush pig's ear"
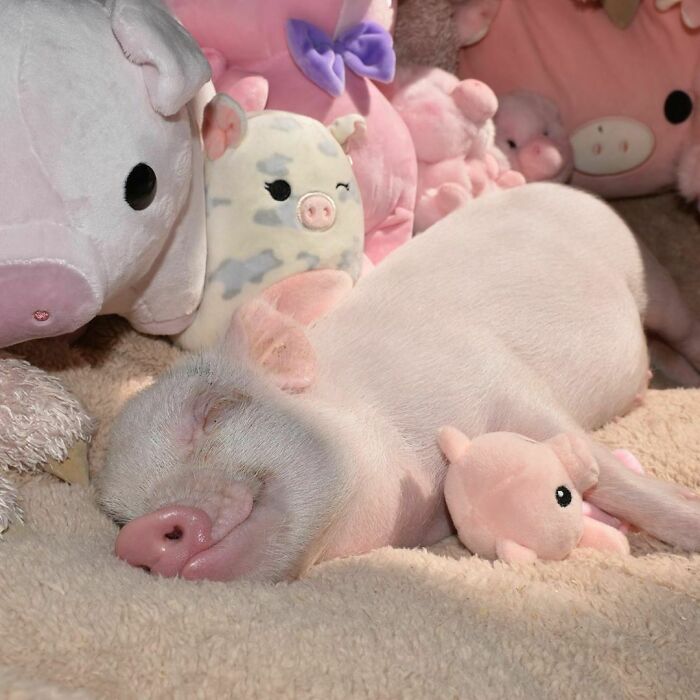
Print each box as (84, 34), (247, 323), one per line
(546, 433), (600, 494)
(108, 0), (211, 116)
(202, 94), (248, 161)
(328, 114), (368, 153)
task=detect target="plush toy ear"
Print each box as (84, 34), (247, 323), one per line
(328, 115), (368, 153)
(546, 433), (600, 494)
(108, 0), (211, 116)
(202, 94), (248, 160)
(438, 426), (472, 464)
(228, 300), (316, 392)
(259, 270), (354, 327)
(454, 0), (502, 47)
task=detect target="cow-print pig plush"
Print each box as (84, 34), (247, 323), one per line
(176, 95), (366, 351)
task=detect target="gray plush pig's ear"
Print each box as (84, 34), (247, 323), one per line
(108, 0), (211, 116)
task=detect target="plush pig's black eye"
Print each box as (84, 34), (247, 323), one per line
(265, 180), (292, 202)
(664, 90), (693, 125)
(555, 486), (572, 508)
(125, 163), (157, 211)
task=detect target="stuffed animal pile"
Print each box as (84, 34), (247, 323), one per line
(0, 0), (670, 563)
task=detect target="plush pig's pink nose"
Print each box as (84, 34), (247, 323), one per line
(298, 193), (336, 231)
(518, 137), (564, 182)
(115, 507), (213, 578)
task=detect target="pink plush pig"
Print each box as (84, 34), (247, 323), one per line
(457, 0), (700, 203)
(494, 91), (574, 184)
(164, 0), (417, 265)
(439, 428), (631, 564)
(390, 66), (524, 232)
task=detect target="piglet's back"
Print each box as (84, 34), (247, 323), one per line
(308, 184), (646, 434)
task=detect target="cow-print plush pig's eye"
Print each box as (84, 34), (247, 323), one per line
(265, 180), (292, 202)
(506, 139), (517, 149)
(125, 163), (157, 211)
(664, 90), (693, 125)
(555, 486), (572, 508)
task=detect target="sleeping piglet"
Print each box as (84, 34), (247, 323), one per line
(97, 184), (700, 582)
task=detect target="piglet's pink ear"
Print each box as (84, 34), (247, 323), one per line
(229, 300), (316, 392)
(260, 270), (354, 327)
(202, 94), (248, 161)
(546, 433), (600, 494)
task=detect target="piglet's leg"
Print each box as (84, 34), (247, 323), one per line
(639, 241), (700, 386)
(587, 443), (700, 552)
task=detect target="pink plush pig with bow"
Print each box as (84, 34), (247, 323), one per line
(164, 0), (417, 264)
(457, 0), (700, 203)
(390, 66), (524, 232)
(439, 428), (630, 564)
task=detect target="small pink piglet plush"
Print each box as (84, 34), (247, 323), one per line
(439, 428), (630, 564)
(494, 91), (574, 184)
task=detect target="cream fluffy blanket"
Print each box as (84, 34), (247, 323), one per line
(1, 194), (699, 699)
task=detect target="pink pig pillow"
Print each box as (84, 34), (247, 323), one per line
(458, 0), (700, 203)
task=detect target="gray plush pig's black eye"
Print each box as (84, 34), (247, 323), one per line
(555, 486), (572, 508)
(265, 180), (292, 202)
(125, 163), (157, 211)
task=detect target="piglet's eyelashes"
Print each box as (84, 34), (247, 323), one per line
(336, 182), (350, 190)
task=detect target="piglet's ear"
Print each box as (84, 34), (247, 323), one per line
(229, 300), (316, 392)
(202, 94), (248, 161)
(328, 114), (368, 153)
(547, 433), (600, 494)
(259, 270), (354, 327)
(108, 0), (211, 116)
(438, 426), (472, 464)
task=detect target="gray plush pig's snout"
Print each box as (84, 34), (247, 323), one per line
(0, 224), (104, 347)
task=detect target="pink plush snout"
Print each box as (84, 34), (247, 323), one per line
(452, 79), (499, 125)
(0, 261), (101, 347)
(297, 193), (336, 231)
(116, 506), (214, 578)
(517, 137), (564, 181)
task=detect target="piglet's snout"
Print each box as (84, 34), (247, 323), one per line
(115, 507), (213, 578)
(298, 193), (336, 231)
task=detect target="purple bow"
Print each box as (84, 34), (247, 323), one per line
(286, 19), (396, 98)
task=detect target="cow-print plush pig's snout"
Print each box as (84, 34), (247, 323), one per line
(297, 193), (336, 231)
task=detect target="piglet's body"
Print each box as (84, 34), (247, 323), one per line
(100, 184), (700, 582)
